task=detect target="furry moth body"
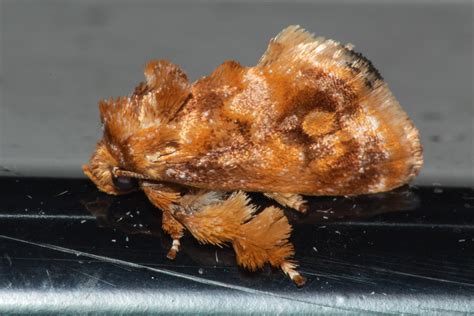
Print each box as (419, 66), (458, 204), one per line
(84, 25), (423, 286)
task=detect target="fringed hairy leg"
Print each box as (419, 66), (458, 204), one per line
(232, 204), (306, 287)
(264, 192), (309, 213)
(141, 182), (184, 259)
(172, 190), (306, 286)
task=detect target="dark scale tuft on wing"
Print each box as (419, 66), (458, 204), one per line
(344, 48), (383, 89)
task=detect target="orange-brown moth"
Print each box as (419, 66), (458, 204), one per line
(83, 25), (423, 287)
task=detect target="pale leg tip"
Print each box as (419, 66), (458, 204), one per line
(281, 261), (306, 287)
(293, 274), (307, 288)
(166, 239), (180, 260)
(166, 249), (177, 260)
(298, 202), (309, 214)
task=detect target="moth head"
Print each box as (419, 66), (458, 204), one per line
(83, 140), (139, 195)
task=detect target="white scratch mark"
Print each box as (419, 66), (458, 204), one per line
(319, 256), (474, 287)
(46, 269), (52, 286)
(4, 253), (12, 266)
(0, 214), (93, 220)
(69, 268), (117, 287)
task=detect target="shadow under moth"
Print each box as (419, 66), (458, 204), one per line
(83, 25), (423, 287)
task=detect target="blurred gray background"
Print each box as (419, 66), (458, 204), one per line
(0, 0), (472, 185)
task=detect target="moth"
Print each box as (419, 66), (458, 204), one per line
(83, 25), (423, 286)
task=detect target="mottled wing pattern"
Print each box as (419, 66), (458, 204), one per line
(139, 26), (422, 196)
(137, 61), (257, 180)
(254, 25), (423, 194)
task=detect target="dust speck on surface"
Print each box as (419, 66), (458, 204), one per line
(433, 187), (443, 194)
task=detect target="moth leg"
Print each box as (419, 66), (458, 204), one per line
(280, 261), (306, 287)
(141, 182), (184, 260)
(230, 202), (307, 287)
(174, 191), (306, 287)
(164, 189), (228, 259)
(264, 192), (308, 213)
(162, 211), (185, 260)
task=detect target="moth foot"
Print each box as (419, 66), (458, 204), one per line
(264, 192), (308, 213)
(281, 261), (307, 287)
(166, 238), (181, 260)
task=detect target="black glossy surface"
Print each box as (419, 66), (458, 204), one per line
(0, 177), (473, 313)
